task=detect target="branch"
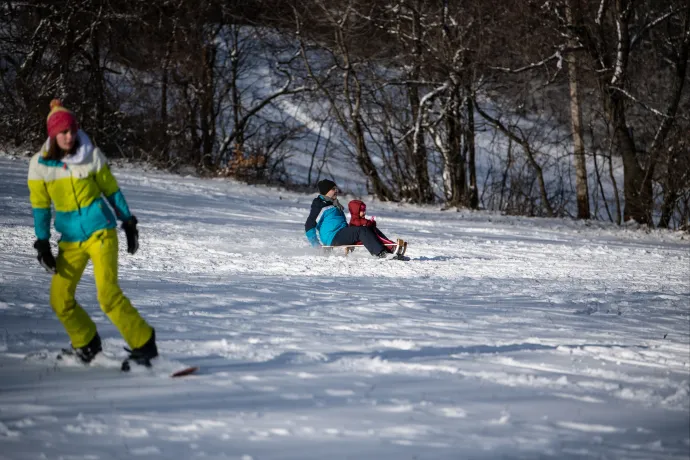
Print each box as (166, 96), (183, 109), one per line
(607, 86), (670, 118)
(218, 78), (310, 157)
(648, 4), (690, 156)
(18, 17), (50, 74)
(474, 98), (554, 217)
(413, 81), (450, 158)
(611, 14), (625, 85)
(474, 101), (529, 150)
(631, 7), (682, 50)
(489, 51), (561, 73)
(394, 82), (449, 147)
(596, 0), (608, 25)
(378, 79), (445, 88)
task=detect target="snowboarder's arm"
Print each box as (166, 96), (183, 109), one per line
(27, 156), (51, 241)
(92, 149), (133, 222)
(305, 198), (325, 247)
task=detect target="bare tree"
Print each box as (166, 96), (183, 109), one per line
(391, 1), (435, 203)
(475, 101), (556, 217)
(294, 0), (395, 201)
(2, 0), (686, 221)
(554, 0), (690, 224)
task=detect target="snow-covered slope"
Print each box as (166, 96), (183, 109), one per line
(0, 156), (688, 460)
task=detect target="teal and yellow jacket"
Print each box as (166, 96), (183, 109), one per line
(27, 130), (132, 243)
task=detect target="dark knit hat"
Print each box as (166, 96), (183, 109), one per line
(318, 179), (337, 195)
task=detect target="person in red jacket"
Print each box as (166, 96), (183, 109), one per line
(348, 200), (397, 253)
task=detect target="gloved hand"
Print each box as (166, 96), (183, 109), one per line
(34, 239), (56, 274)
(121, 216), (139, 255)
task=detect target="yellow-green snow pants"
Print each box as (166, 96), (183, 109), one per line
(50, 228), (152, 349)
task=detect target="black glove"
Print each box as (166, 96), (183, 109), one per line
(34, 239), (56, 274)
(121, 216), (139, 255)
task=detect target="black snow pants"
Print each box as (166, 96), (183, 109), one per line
(331, 226), (386, 255)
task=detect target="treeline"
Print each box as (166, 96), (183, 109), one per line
(1, 0), (688, 228)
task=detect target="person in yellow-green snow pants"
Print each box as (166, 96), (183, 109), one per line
(27, 99), (158, 365)
(51, 229), (151, 352)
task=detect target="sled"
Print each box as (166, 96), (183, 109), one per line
(322, 238), (408, 257)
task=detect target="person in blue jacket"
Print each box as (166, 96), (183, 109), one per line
(305, 179), (388, 257)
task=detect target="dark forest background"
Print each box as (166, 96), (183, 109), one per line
(2, 0), (688, 228)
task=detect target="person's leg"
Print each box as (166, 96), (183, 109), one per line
(50, 240), (95, 348)
(330, 226), (358, 246)
(332, 226), (385, 255)
(373, 227), (396, 252)
(373, 227), (390, 242)
(86, 229), (154, 349)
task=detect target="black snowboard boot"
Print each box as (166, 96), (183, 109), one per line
(125, 329), (158, 367)
(73, 333), (102, 364)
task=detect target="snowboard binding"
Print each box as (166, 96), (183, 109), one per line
(121, 329), (159, 371)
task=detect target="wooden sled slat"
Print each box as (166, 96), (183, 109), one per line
(321, 239), (407, 257)
(321, 243), (399, 248)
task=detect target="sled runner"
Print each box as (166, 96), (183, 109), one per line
(322, 238), (408, 257)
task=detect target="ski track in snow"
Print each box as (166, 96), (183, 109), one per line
(0, 156), (688, 459)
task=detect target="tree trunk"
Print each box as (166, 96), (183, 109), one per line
(407, 5), (434, 203)
(607, 146), (622, 225)
(499, 138), (513, 211)
(592, 148), (613, 222)
(566, 0), (590, 219)
(57, 18), (75, 99)
(91, 33), (105, 137)
(160, 23), (176, 163)
(353, 117), (394, 201)
(465, 92), (478, 209)
(607, 91), (652, 224)
(443, 88), (465, 205)
(200, 43), (215, 170)
(658, 190), (678, 229)
(231, 29), (244, 163)
(646, 4), (690, 227)
(161, 66), (169, 161)
(409, 84), (434, 203)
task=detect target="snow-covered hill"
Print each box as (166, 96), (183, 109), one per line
(0, 156), (688, 460)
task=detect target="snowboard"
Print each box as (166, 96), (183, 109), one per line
(25, 348), (199, 378)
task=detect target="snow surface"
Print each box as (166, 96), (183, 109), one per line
(0, 155), (688, 460)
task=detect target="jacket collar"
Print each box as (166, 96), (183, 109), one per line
(320, 195), (344, 212)
(41, 130), (95, 165)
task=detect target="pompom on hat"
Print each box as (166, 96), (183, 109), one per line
(46, 99), (78, 139)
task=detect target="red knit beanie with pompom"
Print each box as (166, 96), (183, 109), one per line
(46, 99), (78, 139)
